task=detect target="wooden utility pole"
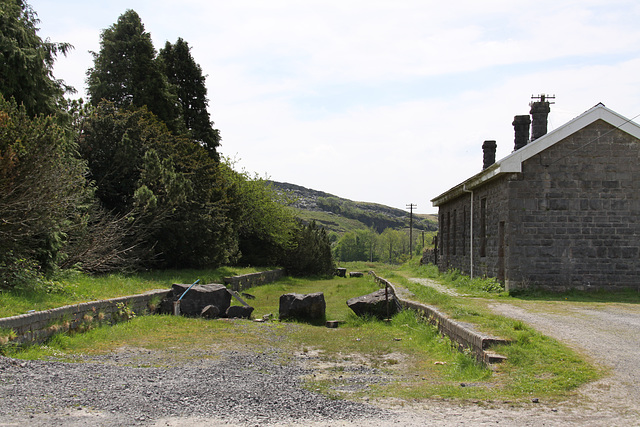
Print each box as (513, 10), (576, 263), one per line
(406, 203), (417, 257)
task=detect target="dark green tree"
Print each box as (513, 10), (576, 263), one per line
(86, 10), (180, 131)
(0, 0), (74, 117)
(78, 102), (151, 214)
(0, 95), (90, 286)
(282, 221), (335, 277)
(159, 38), (221, 160)
(151, 137), (238, 268)
(78, 101), (236, 268)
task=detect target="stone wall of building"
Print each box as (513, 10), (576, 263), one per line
(506, 120), (640, 290)
(437, 174), (512, 281)
(437, 120), (640, 291)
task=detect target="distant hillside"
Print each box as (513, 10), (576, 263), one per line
(269, 181), (438, 235)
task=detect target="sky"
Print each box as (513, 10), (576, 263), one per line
(28, 0), (640, 214)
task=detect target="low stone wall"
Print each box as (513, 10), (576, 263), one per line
(0, 270), (287, 346)
(369, 272), (508, 365)
(223, 269), (285, 292)
(0, 289), (169, 345)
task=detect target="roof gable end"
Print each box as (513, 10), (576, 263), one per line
(499, 103), (640, 173)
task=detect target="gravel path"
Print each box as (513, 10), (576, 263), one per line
(1, 297), (640, 425)
(488, 301), (640, 418)
(406, 278), (467, 297)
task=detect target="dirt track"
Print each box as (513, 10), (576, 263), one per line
(488, 300), (640, 424)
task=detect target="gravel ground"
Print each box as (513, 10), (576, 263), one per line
(406, 278), (467, 297)
(0, 349), (392, 426)
(1, 297), (639, 426)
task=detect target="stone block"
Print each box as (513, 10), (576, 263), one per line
(226, 305), (254, 319)
(159, 283), (231, 317)
(279, 292), (326, 322)
(347, 288), (401, 319)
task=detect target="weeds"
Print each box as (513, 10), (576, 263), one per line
(439, 267), (505, 294)
(114, 302), (136, 322)
(0, 328), (19, 356)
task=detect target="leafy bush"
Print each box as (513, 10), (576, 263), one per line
(0, 96), (91, 279)
(0, 255), (43, 291)
(0, 254), (64, 293)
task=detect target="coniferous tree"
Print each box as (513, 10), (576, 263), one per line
(0, 0), (74, 117)
(282, 221), (335, 277)
(78, 101), (237, 268)
(86, 10), (180, 131)
(159, 38), (221, 160)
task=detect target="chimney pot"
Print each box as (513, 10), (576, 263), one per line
(512, 115), (531, 151)
(530, 98), (551, 141)
(482, 140), (497, 169)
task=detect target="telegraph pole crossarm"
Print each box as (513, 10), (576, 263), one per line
(530, 93), (556, 104)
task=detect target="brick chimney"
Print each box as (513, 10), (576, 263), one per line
(512, 115), (531, 151)
(530, 95), (552, 141)
(482, 140), (497, 169)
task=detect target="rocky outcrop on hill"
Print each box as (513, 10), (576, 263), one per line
(269, 181), (437, 233)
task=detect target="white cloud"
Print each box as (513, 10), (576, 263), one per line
(28, 0), (640, 213)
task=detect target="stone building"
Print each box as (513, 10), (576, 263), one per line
(431, 100), (640, 291)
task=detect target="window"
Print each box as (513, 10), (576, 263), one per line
(446, 211), (450, 257)
(462, 206), (467, 253)
(480, 198), (487, 257)
(452, 209), (457, 255)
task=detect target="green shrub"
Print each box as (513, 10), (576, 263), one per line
(0, 256), (43, 290)
(281, 221), (335, 277)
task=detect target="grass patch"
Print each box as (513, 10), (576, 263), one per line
(7, 315), (269, 364)
(242, 275), (380, 321)
(387, 262), (602, 399)
(288, 309), (493, 400)
(405, 259), (639, 304)
(402, 263), (507, 296)
(494, 325), (601, 398)
(510, 287), (640, 304)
